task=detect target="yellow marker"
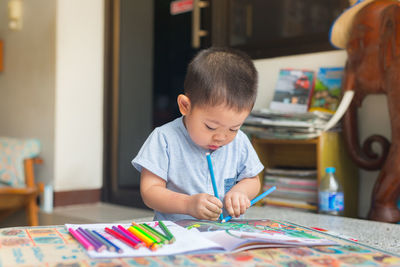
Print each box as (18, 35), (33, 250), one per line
(128, 226), (159, 251)
(132, 222), (160, 244)
(139, 223), (167, 244)
(132, 222), (158, 243)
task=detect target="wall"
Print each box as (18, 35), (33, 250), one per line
(0, 0), (104, 193)
(0, 0), (56, 185)
(54, 0), (104, 191)
(254, 50), (391, 218)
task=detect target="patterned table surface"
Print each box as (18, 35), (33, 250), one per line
(0, 221), (399, 267)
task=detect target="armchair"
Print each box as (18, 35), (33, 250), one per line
(0, 137), (44, 226)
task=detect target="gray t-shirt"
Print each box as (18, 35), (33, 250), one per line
(132, 116), (264, 221)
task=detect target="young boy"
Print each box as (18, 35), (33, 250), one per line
(132, 47), (264, 221)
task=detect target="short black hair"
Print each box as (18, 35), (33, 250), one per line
(183, 47), (258, 111)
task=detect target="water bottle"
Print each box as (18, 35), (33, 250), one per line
(318, 167), (344, 215)
(42, 184), (53, 213)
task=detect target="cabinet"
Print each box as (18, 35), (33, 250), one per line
(210, 0), (349, 59)
(252, 131), (359, 217)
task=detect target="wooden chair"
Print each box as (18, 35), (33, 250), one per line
(0, 138), (44, 226)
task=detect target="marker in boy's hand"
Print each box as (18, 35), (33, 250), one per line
(187, 193), (223, 221)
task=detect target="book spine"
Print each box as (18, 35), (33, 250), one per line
(265, 169), (317, 177)
(264, 182), (317, 190)
(264, 199), (317, 212)
(267, 189), (317, 202)
(265, 186), (316, 194)
(264, 176), (317, 188)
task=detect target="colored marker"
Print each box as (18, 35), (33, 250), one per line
(140, 223), (169, 244)
(311, 227), (328, 232)
(85, 229), (113, 252)
(69, 228), (94, 251)
(158, 220), (175, 243)
(128, 226), (159, 251)
(92, 230), (123, 253)
(221, 186), (277, 223)
(116, 225), (144, 245)
(206, 152), (223, 221)
(77, 227), (106, 252)
(131, 222), (162, 244)
(105, 227), (141, 249)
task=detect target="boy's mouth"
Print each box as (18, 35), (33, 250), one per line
(208, 145), (219, 150)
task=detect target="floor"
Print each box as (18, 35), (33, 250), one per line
(0, 202), (154, 228)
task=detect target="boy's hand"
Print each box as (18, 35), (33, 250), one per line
(224, 190), (251, 218)
(187, 193), (223, 221)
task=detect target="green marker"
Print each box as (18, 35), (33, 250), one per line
(140, 223), (169, 244)
(158, 221), (175, 243)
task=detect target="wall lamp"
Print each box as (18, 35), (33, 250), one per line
(8, 0), (23, 31)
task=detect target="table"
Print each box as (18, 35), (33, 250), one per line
(245, 206), (400, 254)
(0, 206), (399, 266)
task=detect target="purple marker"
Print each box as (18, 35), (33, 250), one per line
(112, 226), (143, 246)
(77, 227), (105, 252)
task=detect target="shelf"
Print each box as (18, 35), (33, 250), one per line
(252, 131), (359, 217)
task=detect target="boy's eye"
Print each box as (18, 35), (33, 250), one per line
(230, 128), (239, 132)
(205, 124), (216, 130)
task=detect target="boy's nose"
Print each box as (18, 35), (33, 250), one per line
(213, 133), (226, 142)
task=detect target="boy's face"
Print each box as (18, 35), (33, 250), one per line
(178, 95), (250, 150)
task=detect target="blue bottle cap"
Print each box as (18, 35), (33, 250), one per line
(325, 167), (336, 173)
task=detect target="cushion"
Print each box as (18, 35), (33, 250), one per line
(0, 137), (41, 187)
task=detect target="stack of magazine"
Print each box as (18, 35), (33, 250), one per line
(242, 67), (344, 140)
(242, 108), (334, 140)
(262, 168), (318, 212)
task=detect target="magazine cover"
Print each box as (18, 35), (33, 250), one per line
(309, 67), (344, 114)
(269, 69), (315, 113)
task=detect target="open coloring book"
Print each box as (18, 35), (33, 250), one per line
(65, 219), (337, 258)
(175, 219), (336, 252)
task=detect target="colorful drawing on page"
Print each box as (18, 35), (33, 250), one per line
(175, 219), (322, 240)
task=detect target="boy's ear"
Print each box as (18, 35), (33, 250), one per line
(177, 94), (191, 115)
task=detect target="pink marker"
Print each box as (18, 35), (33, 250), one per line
(69, 228), (94, 251)
(116, 225), (144, 245)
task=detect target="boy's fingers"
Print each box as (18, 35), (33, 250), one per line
(232, 197), (241, 217)
(204, 198), (222, 215)
(225, 197), (235, 216)
(209, 196), (223, 208)
(240, 197), (248, 214)
(203, 207), (220, 220)
(207, 204), (222, 215)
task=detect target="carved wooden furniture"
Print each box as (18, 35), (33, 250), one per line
(0, 138), (44, 226)
(331, 0), (400, 222)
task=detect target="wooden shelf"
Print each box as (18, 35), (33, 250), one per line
(252, 132), (359, 217)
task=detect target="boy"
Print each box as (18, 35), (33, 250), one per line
(132, 47), (263, 221)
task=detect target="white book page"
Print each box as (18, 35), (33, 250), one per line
(65, 221), (224, 258)
(197, 229), (337, 253)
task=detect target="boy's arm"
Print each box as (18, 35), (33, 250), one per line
(140, 168), (223, 220)
(224, 175), (261, 218)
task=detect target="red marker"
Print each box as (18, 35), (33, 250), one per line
(105, 227), (141, 249)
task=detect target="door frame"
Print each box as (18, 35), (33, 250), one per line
(102, 0), (152, 209)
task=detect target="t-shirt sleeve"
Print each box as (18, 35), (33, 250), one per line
(131, 128), (169, 181)
(237, 132), (264, 181)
